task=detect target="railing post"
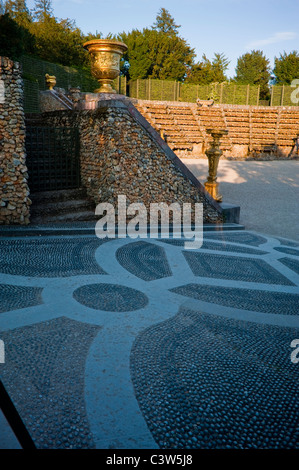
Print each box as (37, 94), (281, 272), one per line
(281, 85), (285, 106)
(246, 84), (250, 105)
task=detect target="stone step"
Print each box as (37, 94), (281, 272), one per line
(30, 210), (98, 224)
(29, 187), (97, 224)
(30, 188), (89, 204)
(30, 198), (95, 217)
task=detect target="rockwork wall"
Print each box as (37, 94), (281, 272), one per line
(0, 57), (31, 225)
(34, 99), (223, 224)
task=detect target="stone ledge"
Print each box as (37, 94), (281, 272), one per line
(220, 203), (240, 224)
(0, 223), (245, 238)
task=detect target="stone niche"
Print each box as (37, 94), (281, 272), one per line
(0, 57), (31, 224)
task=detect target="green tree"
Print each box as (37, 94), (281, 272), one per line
(185, 55), (213, 84)
(119, 10), (195, 81)
(234, 50), (271, 99)
(3, 0), (32, 27)
(273, 51), (299, 84)
(212, 53), (230, 82)
(0, 13), (35, 58)
(29, 14), (87, 67)
(32, 0), (53, 21)
(186, 53), (229, 84)
(152, 7), (181, 36)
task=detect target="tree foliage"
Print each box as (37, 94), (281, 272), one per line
(152, 7), (181, 36)
(1, 0), (297, 102)
(119, 10), (195, 81)
(32, 0), (53, 21)
(4, 0), (31, 26)
(234, 50), (271, 99)
(29, 14), (87, 67)
(186, 52), (229, 84)
(0, 12), (35, 58)
(273, 51), (299, 85)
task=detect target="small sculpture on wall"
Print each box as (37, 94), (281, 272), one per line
(45, 74), (56, 90)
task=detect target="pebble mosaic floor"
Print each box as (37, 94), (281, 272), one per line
(0, 230), (298, 449)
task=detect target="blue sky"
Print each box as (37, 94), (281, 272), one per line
(26, 0), (299, 78)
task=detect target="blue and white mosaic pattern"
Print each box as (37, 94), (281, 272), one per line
(1, 317), (100, 449)
(0, 238), (109, 277)
(183, 251), (294, 285)
(131, 308), (298, 449)
(116, 241), (172, 281)
(0, 229), (298, 449)
(278, 257), (299, 275)
(170, 283), (299, 316)
(73, 283), (148, 312)
(0, 284), (43, 313)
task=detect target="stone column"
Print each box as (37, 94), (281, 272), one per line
(0, 57), (31, 225)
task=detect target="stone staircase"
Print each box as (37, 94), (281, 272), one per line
(29, 187), (97, 224)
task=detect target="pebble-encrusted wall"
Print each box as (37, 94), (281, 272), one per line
(0, 57), (31, 225)
(38, 99), (223, 224)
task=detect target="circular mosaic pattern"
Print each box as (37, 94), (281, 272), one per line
(73, 283), (149, 312)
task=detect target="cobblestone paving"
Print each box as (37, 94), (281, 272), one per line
(278, 257), (299, 275)
(0, 230), (298, 449)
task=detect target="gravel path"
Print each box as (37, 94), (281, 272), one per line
(184, 159), (299, 242)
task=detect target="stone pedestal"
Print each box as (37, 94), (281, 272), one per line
(204, 181), (222, 202)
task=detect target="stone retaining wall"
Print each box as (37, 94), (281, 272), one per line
(0, 57), (31, 225)
(35, 99), (223, 224)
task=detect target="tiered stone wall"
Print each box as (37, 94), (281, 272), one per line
(0, 57), (31, 225)
(134, 100), (299, 159)
(35, 99), (223, 224)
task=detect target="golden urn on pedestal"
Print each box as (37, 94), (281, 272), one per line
(204, 129), (228, 202)
(83, 39), (128, 93)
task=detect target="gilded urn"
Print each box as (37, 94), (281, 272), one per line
(83, 39), (128, 93)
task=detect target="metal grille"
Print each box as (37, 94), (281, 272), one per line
(25, 127), (80, 193)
